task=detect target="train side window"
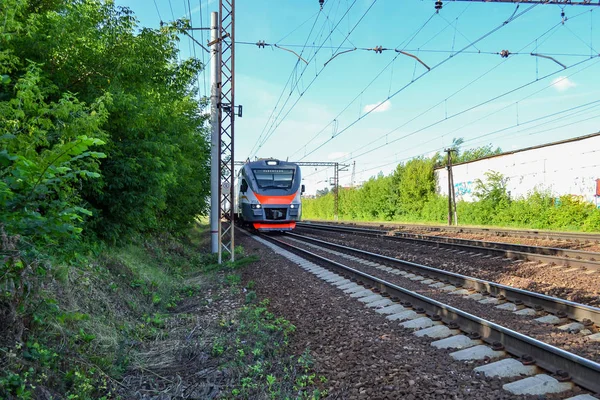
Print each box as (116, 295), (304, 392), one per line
(240, 179), (248, 193)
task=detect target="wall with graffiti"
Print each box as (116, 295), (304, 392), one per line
(436, 133), (600, 204)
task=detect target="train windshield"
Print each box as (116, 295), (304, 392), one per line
(252, 168), (295, 189)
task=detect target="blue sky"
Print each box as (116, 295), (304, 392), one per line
(115, 0), (600, 194)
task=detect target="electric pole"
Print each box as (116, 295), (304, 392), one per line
(445, 148), (458, 226)
(333, 162), (339, 220)
(210, 12), (219, 254)
(209, 1), (236, 264)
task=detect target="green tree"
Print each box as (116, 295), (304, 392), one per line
(392, 157), (437, 216)
(0, 64), (107, 244)
(436, 137), (502, 167)
(4, 0), (211, 240)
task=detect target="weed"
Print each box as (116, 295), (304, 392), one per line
(226, 273), (241, 286)
(245, 290), (257, 304)
(209, 299), (323, 399)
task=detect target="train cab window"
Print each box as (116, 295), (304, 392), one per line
(252, 169), (294, 189)
(240, 179), (248, 193)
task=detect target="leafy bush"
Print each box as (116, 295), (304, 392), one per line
(303, 163), (600, 232)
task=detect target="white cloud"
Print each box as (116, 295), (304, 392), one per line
(328, 152), (348, 160)
(363, 99), (392, 114)
(551, 76), (576, 92)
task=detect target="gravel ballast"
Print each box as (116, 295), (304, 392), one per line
(296, 228), (600, 309)
(278, 235), (600, 363)
(237, 231), (590, 399)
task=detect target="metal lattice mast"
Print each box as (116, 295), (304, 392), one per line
(218, 0), (235, 263)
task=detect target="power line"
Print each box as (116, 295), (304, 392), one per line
(246, 9), (324, 159)
(461, 101), (600, 147)
(252, 0), (369, 158)
(198, 0), (207, 96)
(249, 0), (377, 160)
(336, 55), (600, 167)
(153, 0), (163, 22)
(319, 7), (593, 165)
(236, 40), (596, 57)
(337, 95), (600, 183)
(298, 3), (539, 161)
(186, 0), (202, 98)
(288, 11), (439, 160)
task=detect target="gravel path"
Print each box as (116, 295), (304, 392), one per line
(237, 231), (589, 400)
(296, 227), (600, 308)
(279, 235), (600, 363)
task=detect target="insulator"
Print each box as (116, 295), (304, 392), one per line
(435, 1), (443, 11)
(500, 49), (510, 58)
(319, 0), (324, 9)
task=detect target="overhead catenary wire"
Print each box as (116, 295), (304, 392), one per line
(324, 7), (594, 165)
(153, 0), (163, 22)
(459, 102), (600, 149)
(250, 0), (352, 156)
(291, 5), (505, 161)
(256, 0), (377, 155)
(334, 54), (600, 168)
(248, 0), (377, 160)
(236, 40), (596, 58)
(335, 115), (600, 184)
(288, 10), (440, 160)
(185, 0), (202, 98)
(198, 0), (207, 96)
(246, 9), (324, 159)
(330, 60), (600, 184)
(298, 3), (539, 162)
(420, 56), (600, 151)
(298, 7), (599, 186)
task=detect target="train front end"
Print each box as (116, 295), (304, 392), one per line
(237, 159), (303, 231)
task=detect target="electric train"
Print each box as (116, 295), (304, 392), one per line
(235, 159), (304, 231)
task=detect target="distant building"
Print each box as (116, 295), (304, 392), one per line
(435, 132), (600, 205)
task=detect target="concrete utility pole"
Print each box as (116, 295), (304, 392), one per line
(445, 148), (458, 226)
(210, 12), (219, 254)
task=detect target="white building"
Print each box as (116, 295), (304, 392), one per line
(435, 132), (600, 204)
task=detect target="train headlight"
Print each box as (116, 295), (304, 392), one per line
(251, 204), (261, 209)
(290, 204), (299, 209)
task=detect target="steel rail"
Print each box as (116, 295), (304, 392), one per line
(297, 222), (600, 271)
(302, 219), (600, 243)
(261, 234), (600, 394)
(286, 232), (600, 325)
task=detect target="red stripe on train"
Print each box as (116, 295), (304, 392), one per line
(254, 193), (297, 205)
(253, 222), (296, 230)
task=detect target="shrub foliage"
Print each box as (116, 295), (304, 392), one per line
(304, 147), (600, 232)
(1, 1), (211, 396)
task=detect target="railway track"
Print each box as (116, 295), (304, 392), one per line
(302, 220), (600, 243)
(297, 221), (600, 271)
(249, 230), (600, 397)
